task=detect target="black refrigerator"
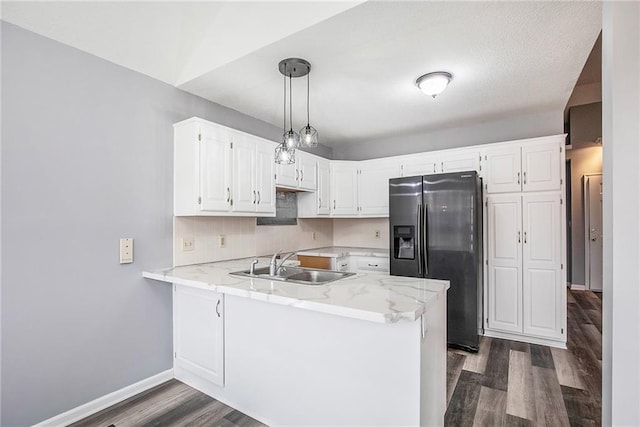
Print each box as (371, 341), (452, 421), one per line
(389, 171), (483, 352)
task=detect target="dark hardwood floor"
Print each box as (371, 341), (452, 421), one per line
(71, 289), (601, 427)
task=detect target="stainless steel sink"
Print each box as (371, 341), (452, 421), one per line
(230, 266), (354, 285)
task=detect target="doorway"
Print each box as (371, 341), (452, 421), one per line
(583, 173), (602, 291)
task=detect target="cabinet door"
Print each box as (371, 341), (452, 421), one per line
(317, 160), (331, 215)
(199, 126), (231, 212)
(359, 160), (400, 216)
(439, 151), (480, 173)
(174, 285), (224, 387)
(487, 194), (523, 333)
(330, 163), (358, 215)
(297, 152), (317, 191)
(483, 146), (522, 193)
(522, 194), (563, 339)
(401, 154), (438, 177)
(255, 141), (275, 214)
(232, 136), (257, 212)
(275, 159), (299, 188)
(521, 141), (561, 192)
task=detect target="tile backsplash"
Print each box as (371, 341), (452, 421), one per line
(174, 217), (333, 266)
(333, 218), (389, 249)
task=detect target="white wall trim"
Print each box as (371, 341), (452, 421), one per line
(32, 369), (174, 427)
(570, 283), (586, 291)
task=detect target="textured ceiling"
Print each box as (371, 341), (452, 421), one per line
(2, 1), (602, 147)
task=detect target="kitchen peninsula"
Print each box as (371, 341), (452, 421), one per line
(144, 254), (449, 426)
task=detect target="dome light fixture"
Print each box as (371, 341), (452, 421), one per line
(415, 71), (453, 98)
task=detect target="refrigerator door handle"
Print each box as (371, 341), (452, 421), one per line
(417, 203), (423, 276)
(422, 203), (429, 276)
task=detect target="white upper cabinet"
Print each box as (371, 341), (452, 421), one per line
(358, 159), (401, 216)
(400, 153), (439, 177)
(483, 146), (523, 193)
(297, 151), (317, 191)
(254, 140), (276, 214)
(275, 151), (318, 191)
(174, 118), (274, 216)
(439, 150), (481, 173)
(317, 158), (331, 215)
(331, 162), (359, 216)
(483, 136), (563, 194)
(521, 141), (562, 192)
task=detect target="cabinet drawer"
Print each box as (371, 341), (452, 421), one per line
(336, 257), (350, 272)
(355, 257), (389, 272)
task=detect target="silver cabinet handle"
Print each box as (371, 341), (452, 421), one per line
(253, 190), (256, 204)
(296, 169), (299, 181)
(441, 162), (444, 172)
(523, 171), (527, 185)
(368, 263), (379, 267)
(417, 204), (422, 276)
(300, 170), (304, 182)
(318, 197), (321, 208)
(216, 299), (221, 318)
(518, 231), (521, 243)
(333, 200), (336, 209)
(517, 172), (520, 184)
(257, 191), (261, 204)
(433, 164), (436, 173)
(226, 187), (230, 202)
(524, 231), (527, 244)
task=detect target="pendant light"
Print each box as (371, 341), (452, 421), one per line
(299, 64), (318, 147)
(275, 58), (314, 164)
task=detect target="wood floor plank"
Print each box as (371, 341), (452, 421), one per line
(530, 344), (555, 369)
(223, 409), (266, 427)
(447, 352), (466, 406)
(583, 291), (602, 309)
(584, 309), (602, 333)
(510, 340), (530, 353)
(444, 370), (483, 426)
(482, 339), (510, 391)
(504, 413), (533, 427)
(572, 291), (599, 311)
(567, 302), (592, 326)
(182, 400), (236, 427)
(463, 336), (491, 374)
(531, 366), (571, 427)
(581, 324), (602, 360)
(560, 385), (600, 427)
(566, 288), (577, 303)
(506, 349), (536, 422)
(472, 386), (507, 427)
(550, 347), (586, 390)
(141, 391), (214, 426)
(70, 380), (192, 427)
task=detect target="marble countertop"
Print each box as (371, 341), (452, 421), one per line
(296, 246), (389, 258)
(143, 256), (448, 324)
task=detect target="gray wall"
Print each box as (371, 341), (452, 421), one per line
(0, 21), (289, 426)
(332, 109), (564, 160)
(602, 2), (640, 425)
(566, 146), (602, 285)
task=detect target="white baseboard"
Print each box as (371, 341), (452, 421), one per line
(33, 369), (174, 427)
(570, 283), (587, 290)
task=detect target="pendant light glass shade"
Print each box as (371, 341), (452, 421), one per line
(275, 142), (295, 165)
(283, 128), (300, 149)
(299, 124), (318, 147)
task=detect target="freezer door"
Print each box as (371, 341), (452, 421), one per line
(389, 176), (423, 278)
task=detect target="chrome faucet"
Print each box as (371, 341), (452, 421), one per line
(269, 250), (297, 276)
(249, 259), (259, 275)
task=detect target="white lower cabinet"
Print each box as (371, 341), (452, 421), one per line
(174, 285), (224, 387)
(486, 193), (565, 344)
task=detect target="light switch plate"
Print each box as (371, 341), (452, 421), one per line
(182, 236), (195, 252)
(120, 238), (133, 264)
(218, 235), (226, 248)
(375, 230), (380, 239)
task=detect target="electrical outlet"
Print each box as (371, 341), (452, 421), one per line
(375, 230), (380, 239)
(119, 238), (133, 264)
(182, 236), (195, 252)
(219, 235), (226, 248)
(312, 232), (317, 240)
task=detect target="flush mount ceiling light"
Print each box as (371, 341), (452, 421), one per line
(275, 58), (318, 164)
(415, 71), (453, 98)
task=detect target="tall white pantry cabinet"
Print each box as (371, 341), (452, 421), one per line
(482, 136), (566, 348)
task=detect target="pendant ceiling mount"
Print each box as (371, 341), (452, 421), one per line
(278, 58), (311, 78)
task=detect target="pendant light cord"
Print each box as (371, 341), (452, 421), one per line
(307, 67), (310, 126)
(283, 73), (286, 133)
(289, 73), (293, 132)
